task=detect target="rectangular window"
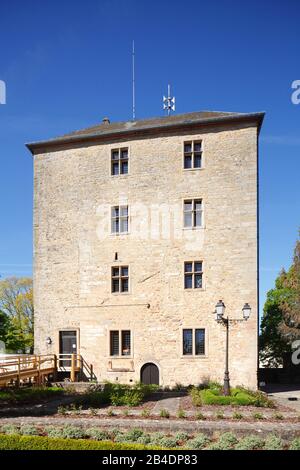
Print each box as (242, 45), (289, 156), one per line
(182, 328), (205, 356)
(110, 330), (131, 356)
(111, 266), (129, 293)
(183, 199), (203, 228)
(111, 205), (129, 234)
(111, 148), (129, 175)
(184, 141), (202, 169)
(184, 261), (203, 289)
(183, 329), (193, 355)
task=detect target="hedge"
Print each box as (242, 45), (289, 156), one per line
(0, 434), (163, 450)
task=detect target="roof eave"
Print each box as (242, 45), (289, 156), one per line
(26, 112), (265, 155)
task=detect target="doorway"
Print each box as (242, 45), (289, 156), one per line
(140, 363), (159, 385)
(59, 330), (77, 367)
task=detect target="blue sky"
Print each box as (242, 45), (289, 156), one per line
(0, 0), (299, 320)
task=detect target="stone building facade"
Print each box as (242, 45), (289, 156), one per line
(27, 111), (264, 389)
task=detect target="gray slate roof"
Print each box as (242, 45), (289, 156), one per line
(26, 110), (264, 153)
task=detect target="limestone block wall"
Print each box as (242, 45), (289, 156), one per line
(33, 121), (258, 388)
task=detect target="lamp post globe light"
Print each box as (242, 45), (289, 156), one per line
(214, 300), (251, 396)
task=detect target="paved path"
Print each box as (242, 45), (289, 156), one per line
(152, 397), (181, 415)
(267, 385), (300, 413)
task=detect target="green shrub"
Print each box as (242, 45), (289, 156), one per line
(177, 408), (186, 419)
(252, 412), (265, 420)
(137, 434), (151, 445)
(264, 435), (284, 450)
(124, 428), (144, 442)
(107, 408), (115, 416)
(289, 438), (300, 450)
(61, 425), (86, 439)
(235, 435), (264, 450)
(159, 409), (170, 418)
(215, 411), (224, 419)
(150, 432), (165, 445)
(195, 412), (206, 420)
(175, 431), (190, 442)
(86, 428), (110, 441)
(1, 424), (19, 435)
(44, 426), (64, 438)
(20, 425), (39, 436)
(160, 437), (178, 448)
(190, 385), (269, 407)
(218, 432), (238, 447)
(232, 412), (243, 420)
(0, 434), (162, 450)
(187, 434), (210, 450)
(141, 408), (150, 417)
(0, 387), (64, 405)
(273, 413), (284, 420)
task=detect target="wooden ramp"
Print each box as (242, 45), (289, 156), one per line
(0, 354), (82, 387)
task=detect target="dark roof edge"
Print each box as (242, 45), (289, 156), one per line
(26, 112), (265, 154)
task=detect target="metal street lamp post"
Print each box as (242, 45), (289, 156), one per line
(214, 300), (251, 396)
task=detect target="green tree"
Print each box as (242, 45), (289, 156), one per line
(0, 277), (33, 353)
(260, 236), (300, 366)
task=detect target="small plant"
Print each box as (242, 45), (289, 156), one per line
(20, 425), (39, 436)
(107, 408), (115, 417)
(57, 405), (68, 415)
(235, 435), (264, 450)
(195, 411), (206, 420)
(290, 438), (300, 450)
(160, 436), (178, 448)
(137, 434), (151, 445)
(159, 408), (170, 418)
(89, 407), (98, 416)
(264, 435), (284, 450)
(218, 432), (238, 448)
(175, 431), (190, 443)
(86, 428), (110, 441)
(187, 433), (210, 450)
(1, 424), (19, 435)
(215, 410), (224, 419)
(273, 412), (284, 420)
(252, 412), (265, 420)
(232, 411), (243, 420)
(44, 426), (64, 438)
(122, 409), (129, 416)
(150, 432), (165, 445)
(124, 428), (144, 442)
(177, 408), (186, 419)
(141, 408), (150, 418)
(62, 425), (86, 439)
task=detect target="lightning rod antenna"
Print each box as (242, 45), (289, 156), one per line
(132, 40), (136, 120)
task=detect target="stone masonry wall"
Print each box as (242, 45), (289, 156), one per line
(33, 121), (258, 388)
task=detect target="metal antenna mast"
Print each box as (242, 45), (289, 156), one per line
(132, 40), (136, 120)
(163, 84), (175, 116)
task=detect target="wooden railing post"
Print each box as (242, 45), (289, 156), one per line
(90, 364), (93, 381)
(71, 354), (76, 382)
(37, 355), (41, 386)
(53, 354), (57, 381)
(16, 357), (20, 387)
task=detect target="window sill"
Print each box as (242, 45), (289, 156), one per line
(110, 174), (129, 178)
(183, 168), (204, 172)
(180, 355), (208, 359)
(109, 356), (133, 360)
(111, 292), (131, 296)
(184, 288), (205, 292)
(110, 232), (130, 237)
(182, 226), (205, 231)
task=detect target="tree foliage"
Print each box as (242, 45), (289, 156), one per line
(260, 236), (300, 366)
(0, 277), (33, 353)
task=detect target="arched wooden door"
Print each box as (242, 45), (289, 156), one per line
(140, 363), (159, 385)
